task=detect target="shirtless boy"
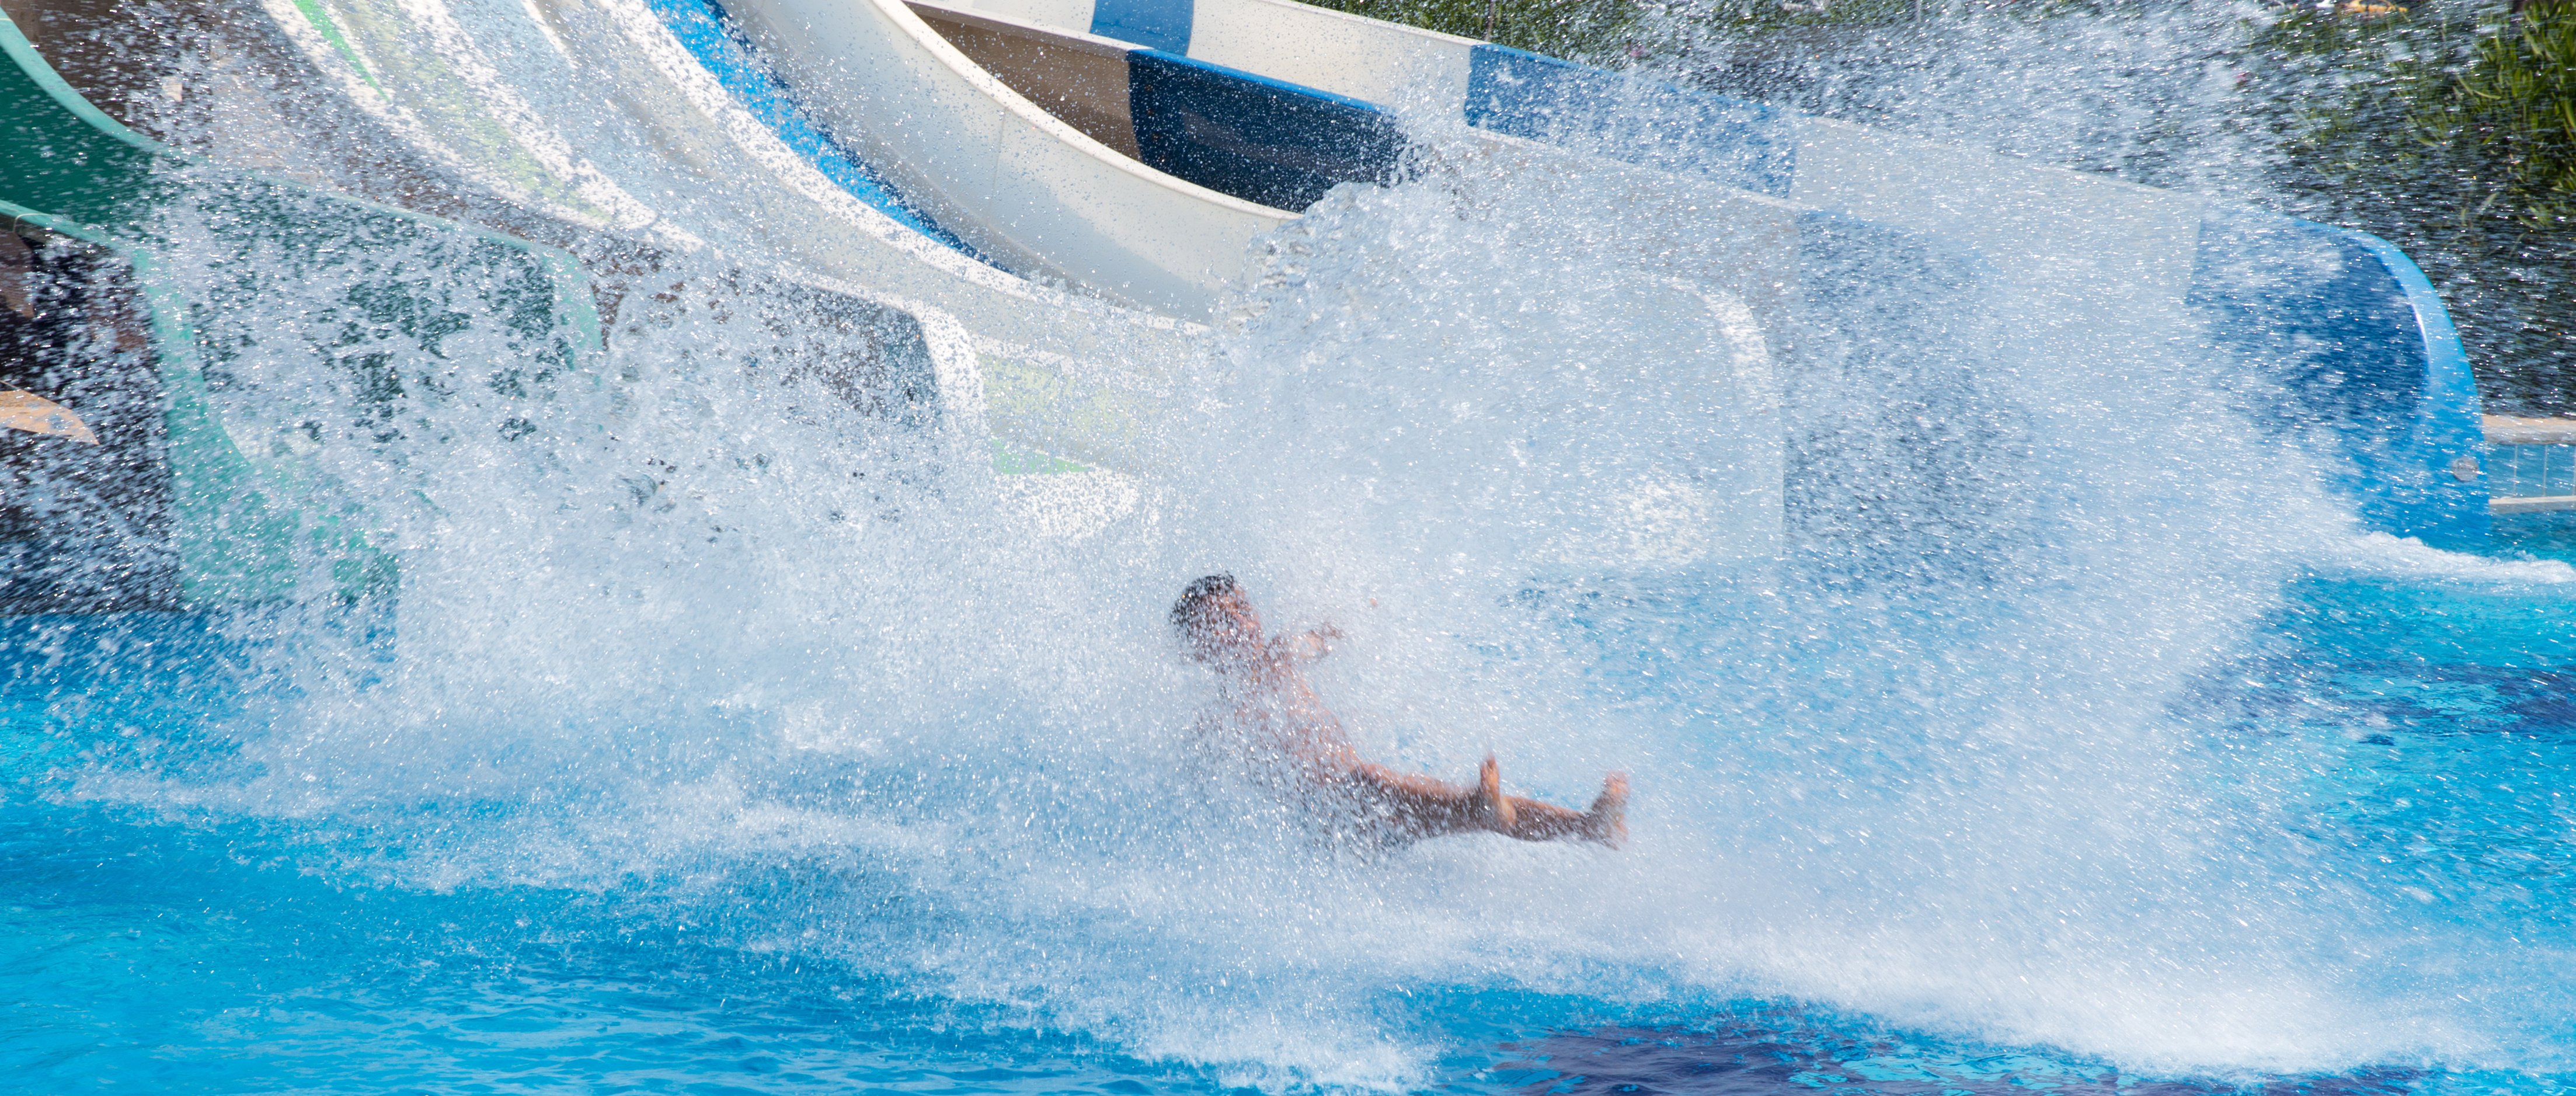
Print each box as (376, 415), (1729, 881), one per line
(1171, 575), (1627, 847)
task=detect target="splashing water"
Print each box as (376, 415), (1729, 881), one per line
(9, 1), (2576, 1093)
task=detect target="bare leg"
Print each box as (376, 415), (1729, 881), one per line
(1335, 763), (1491, 839)
(1471, 754), (1516, 833)
(1498, 771), (1627, 847)
(1586, 771), (1628, 848)
(1329, 760), (1625, 847)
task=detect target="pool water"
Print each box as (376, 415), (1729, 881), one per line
(6, 512), (2574, 1095)
(9, 6), (2575, 1084)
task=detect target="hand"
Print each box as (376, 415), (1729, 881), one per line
(1290, 623), (1343, 660)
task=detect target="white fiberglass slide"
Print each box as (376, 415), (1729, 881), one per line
(948, 0), (2208, 332)
(255, 0), (1205, 481)
(713, 0), (1294, 319)
(930, 0), (2491, 542)
(251, 0), (1797, 560)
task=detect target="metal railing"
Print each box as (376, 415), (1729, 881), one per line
(2482, 417), (2576, 514)
(2492, 444), (2576, 497)
(2489, 444), (2576, 516)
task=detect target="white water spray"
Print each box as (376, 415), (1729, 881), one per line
(38, 0), (2576, 1087)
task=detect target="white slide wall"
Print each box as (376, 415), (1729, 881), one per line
(257, 0), (1205, 482)
(718, 0), (1292, 319)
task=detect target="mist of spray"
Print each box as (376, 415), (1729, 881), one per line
(30, 0), (2576, 1086)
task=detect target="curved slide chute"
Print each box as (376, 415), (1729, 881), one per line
(245, 0), (1214, 485)
(249, 0), (1795, 556)
(15, 0), (1802, 567)
(2, 2), (600, 607)
(709, 0), (1297, 318)
(909, 0), (2490, 544)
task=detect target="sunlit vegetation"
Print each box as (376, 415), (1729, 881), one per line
(2254, 0), (2573, 409)
(1291, 0), (1645, 61)
(2262, 0), (2574, 231)
(2427, 0), (2576, 228)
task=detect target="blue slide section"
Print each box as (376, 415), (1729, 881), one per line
(666, 0), (2488, 540)
(2190, 207), (2488, 545)
(646, 0), (991, 260)
(1463, 45), (1794, 199)
(1089, 0), (1193, 54)
(1128, 50), (1405, 211)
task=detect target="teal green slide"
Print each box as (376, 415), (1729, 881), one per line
(1, 6), (598, 607)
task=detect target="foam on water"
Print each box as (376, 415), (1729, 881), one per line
(1148, 124), (2457, 1076)
(18, 0), (2576, 1090)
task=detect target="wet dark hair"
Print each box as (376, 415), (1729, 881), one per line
(1169, 573), (1239, 632)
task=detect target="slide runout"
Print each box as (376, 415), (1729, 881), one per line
(1790, 115), (2485, 543)
(660, 0), (1965, 549)
(2, 2), (605, 607)
(944, 0), (2488, 544)
(897, 11), (2003, 432)
(2190, 206), (2486, 541)
(793, 0), (2027, 559)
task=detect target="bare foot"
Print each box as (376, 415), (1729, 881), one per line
(1475, 754), (1517, 833)
(1585, 771), (1628, 848)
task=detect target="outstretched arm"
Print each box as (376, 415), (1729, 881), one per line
(1280, 622), (1345, 662)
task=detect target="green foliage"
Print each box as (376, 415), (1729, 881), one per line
(1676, 0), (1925, 33)
(1692, 0), (2123, 32)
(2257, 0), (2574, 229)
(2247, 0), (2573, 410)
(2423, 0), (2576, 228)
(2255, 8), (2450, 193)
(1293, 0), (1647, 60)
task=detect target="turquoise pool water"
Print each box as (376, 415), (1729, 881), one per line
(6, 512), (2573, 1095)
(7, 32), (2569, 1080)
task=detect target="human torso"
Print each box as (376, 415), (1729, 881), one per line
(1206, 649), (1360, 777)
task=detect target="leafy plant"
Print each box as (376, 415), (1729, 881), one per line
(1294, 0), (1648, 60)
(2422, 0), (2576, 228)
(2240, 0), (2573, 410)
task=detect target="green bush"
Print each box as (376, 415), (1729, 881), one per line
(2422, 0), (2576, 228)
(2249, 0), (2574, 410)
(2257, 0), (2575, 230)
(1292, 0), (1646, 60)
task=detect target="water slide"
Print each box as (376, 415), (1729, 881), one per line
(732, 0), (2490, 544)
(2, 0), (1795, 577)
(239, 0), (1213, 480)
(234, 0), (1280, 478)
(3, 0), (1168, 610)
(0, 0), (2475, 627)
(2, 0), (1222, 563)
(691, 0), (1296, 316)
(2, 3), (603, 606)
(223, 0), (1793, 553)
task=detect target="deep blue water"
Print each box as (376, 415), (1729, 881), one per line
(6, 519), (2576, 1095)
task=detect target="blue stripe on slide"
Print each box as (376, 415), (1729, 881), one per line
(646, 0), (991, 262)
(1464, 44), (1793, 199)
(1089, 0), (1191, 54)
(1128, 49), (1405, 213)
(2189, 206), (2488, 545)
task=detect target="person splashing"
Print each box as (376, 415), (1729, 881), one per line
(1171, 575), (1627, 847)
